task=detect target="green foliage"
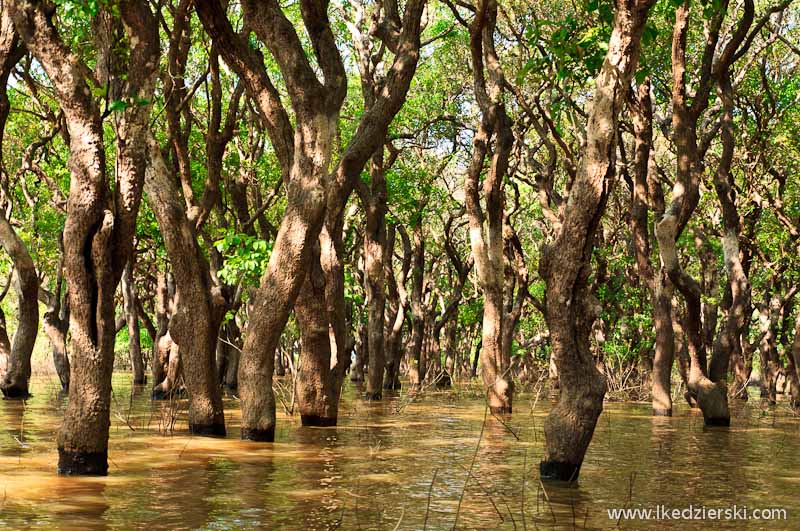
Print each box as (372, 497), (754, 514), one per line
(214, 232), (273, 286)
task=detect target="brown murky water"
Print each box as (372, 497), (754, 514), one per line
(1, 375), (798, 530)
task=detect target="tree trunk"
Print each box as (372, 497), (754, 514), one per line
(786, 310), (800, 407)
(151, 270), (171, 388)
(629, 79), (675, 416)
(407, 223), (425, 387)
(384, 224), (411, 390)
(145, 137), (226, 435)
(0, 307), (11, 385)
(0, 217), (39, 399)
(362, 158), (387, 398)
(216, 319), (241, 392)
(152, 332), (181, 399)
(539, 0), (654, 482)
(122, 260), (145, 385)
(10, 0), (159, 475)
(295, 244), (341, 426)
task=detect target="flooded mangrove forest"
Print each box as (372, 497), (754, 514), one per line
(1, 0), (800, 529)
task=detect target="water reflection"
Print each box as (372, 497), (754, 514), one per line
(1, 377), (800, 530)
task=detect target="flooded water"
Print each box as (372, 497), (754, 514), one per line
(1, 375), (798, 530)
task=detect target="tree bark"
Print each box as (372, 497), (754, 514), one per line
(0, 215), (39, 399)
(145, 137), (226, 435)
(9, 0), (159, 475)
(628, 80), (675, 416)
(121, 260), (145, 385)
(407, 222), (426, 387)
(539, 0), (655, 482)
(361, 151), (388, 399)
(384, 224), (411, 390)
(464, 0), (518, 415)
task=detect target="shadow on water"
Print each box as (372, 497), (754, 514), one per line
(1, 375), (800, 530)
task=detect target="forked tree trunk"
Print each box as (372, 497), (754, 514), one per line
(464, 0), (516, 414)
(657, 0), (757, 426)
(539, 0), (655, 482)
(9, 0), (159, 475)
(196, 0), (349, 442)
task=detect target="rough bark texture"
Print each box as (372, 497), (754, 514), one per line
(0, 214), (39, 398)
(708, 2), (753, 405)
(407, 223), (426, 387)
(8, 0), (158, 475)
(121, 260), (145, 385)
(0, 3), (35, 399)
(151, 271), (171, 387)
(145, 137), (225, 435)
(384, 224), (411, 390)
(539, 0), (654, 482)
(40, 237), (70, 392)
(196, 0), (347, 441)
(628, 80), (674, 416)
(295, 241), (343, 426)
(656, 0), (756, 426)
(361, 151), (388, 399)
(465, 0), (516, 415)
(152, 331), (181, 399)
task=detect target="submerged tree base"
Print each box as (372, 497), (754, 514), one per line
(0, 386), (30, 399)
(652, 408), (672, 416)
(151, 388), (186, 400)
(383, 380), (401, 391)
(704, 417), (731, 427)
(301, 415), (337, 427)
(489, 405), (512, 415)
(189, 422), (226, 436)
(57, 449), (108, 476)
(363, 391), (382, 401)
(539, 460), (581, 482)
(241, 427), (275, 442)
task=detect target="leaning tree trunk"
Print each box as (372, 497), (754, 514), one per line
(122, 260), (145, 385)
(0, 215), (39, 399)
(539, 0), (655, 482)
(145, 137), (226, 436)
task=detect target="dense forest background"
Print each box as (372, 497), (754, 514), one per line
(0, 0), (799, 481)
